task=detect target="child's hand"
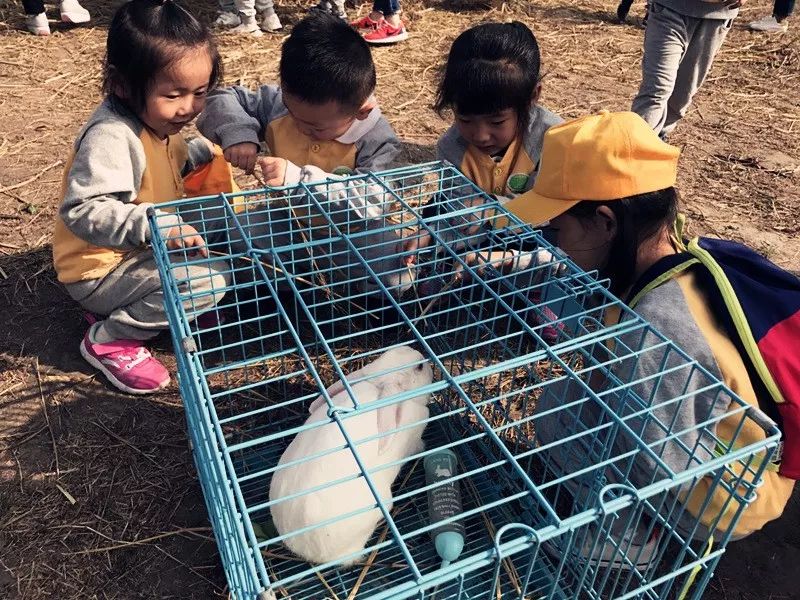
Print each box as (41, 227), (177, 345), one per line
(165, 223), (208, 258)
(402, 232), (433, 266)
(257, 156), (288, 187)
(223, 142), (259, 174)
(452, 250), (512, 283)
(452, 249), (564, 283)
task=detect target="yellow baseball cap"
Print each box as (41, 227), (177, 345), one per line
(503, 111), (680, 226)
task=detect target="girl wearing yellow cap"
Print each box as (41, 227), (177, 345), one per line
(508, 111), (793, 556)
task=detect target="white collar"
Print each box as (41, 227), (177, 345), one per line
(336, 96), (381, 144)
(277, 89), (381, 145)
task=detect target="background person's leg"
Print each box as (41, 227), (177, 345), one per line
(662, 17), (731, 136)
(631, 3), (690, 135)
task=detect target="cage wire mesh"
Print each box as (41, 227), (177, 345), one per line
(148, 162), (780, 600)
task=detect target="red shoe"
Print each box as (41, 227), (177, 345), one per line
(350, 14), (382, 30)
(363, 20), (408, 44)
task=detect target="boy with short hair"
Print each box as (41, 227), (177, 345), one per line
(198, 12), (411, 296)
(198, 12), (400, 182)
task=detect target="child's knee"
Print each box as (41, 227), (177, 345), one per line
(184, 261), (230, 306)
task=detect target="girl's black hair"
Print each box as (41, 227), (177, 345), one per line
(102, 0), (223, 114)
(434, 21), (541, 130)
(566, 187), (679, 296)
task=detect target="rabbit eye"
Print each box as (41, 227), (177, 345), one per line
(415, 363), (424, 371)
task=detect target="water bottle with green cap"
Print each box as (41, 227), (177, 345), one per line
(424, 448), (465, 567)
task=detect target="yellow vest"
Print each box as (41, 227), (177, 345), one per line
(673, 271), (794, 537)
(605, 271), (794, 537)
(459, 135), (536, 198)
(53, 129), (187, 284)
(266, 114), (357, 174)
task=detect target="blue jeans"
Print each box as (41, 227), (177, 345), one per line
(775, 0), (795, 20)
(373, 0), (400, 16)
(22, 0), (44, 14)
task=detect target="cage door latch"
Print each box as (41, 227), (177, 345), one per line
(182, 336), (197, 354)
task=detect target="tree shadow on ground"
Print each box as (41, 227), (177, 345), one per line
(0, 247), (226, 598)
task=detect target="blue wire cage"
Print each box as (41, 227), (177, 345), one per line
(148, 162), (780, 600)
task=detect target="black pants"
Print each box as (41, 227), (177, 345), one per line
(22, 0), (45, 15)
(775, 0), (795, 20)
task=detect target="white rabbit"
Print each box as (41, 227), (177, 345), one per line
(269, 346), (433, 566)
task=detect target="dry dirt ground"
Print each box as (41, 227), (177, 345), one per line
(0, 0), (799, 598)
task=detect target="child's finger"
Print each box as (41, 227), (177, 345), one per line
(405, 232), (432, 253)
(256, 157), (272, 177)
(452, 253), (481, 283)
(245, 152), (258, 175)
(180, 234), (208, 258)
(259, 159), (284, 187)
(237, 151), (252, 174)
(190, 235), (209, 258)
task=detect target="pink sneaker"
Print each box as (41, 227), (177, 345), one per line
(80, 324), (170, 394)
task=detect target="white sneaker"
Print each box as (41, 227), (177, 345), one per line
(229, 16), (263, 37)
(26, 12), (51, 35)
(214, 10), (241, 27)
(259, 10), (283, 32)
(749, 15), (789, 32)
(60, 0), (91, 24)
(331, 1), (347, 19)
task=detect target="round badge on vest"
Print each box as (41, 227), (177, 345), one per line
(506, 173), (530, 195)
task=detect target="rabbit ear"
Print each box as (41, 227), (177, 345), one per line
(376, 380), (407, 454)
(377, 403), (401, 455)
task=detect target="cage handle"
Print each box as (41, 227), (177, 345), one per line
(597, 483), (640, 515)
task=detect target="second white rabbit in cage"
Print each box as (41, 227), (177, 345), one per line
(269, 347), (433, 565)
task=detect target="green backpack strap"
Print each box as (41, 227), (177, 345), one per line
(685, 238), (786, 406)
(673, 213), (688, 251)
(627, 214), (696, 309)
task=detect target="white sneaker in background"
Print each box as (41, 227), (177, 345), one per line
(749, 15), (789, 33)
(26, 12), (51, 35)
(60, 0), (91, 24)
(229, 15), (263, 37)
(214, 10), (241, 27)
(259, 10), (283, 32)
(331, 1), (347, 19)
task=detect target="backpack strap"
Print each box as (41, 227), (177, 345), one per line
(626, 252), (700, 309)
(686, 238), (786, 407)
